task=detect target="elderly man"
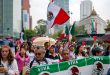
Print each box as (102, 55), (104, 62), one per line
(60, 49), (70, 62)
(26, 46), (52, 75)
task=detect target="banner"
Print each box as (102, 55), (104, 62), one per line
(30, 56), (110, 75)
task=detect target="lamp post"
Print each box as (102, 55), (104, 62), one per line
(68, 11), (73, 25)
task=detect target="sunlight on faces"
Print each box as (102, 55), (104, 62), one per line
(34, 47), (46, 61)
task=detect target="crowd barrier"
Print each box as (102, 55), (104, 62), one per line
(30, 56), (110, 75)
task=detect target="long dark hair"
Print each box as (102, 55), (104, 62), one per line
(0, 45), (14, 65)
(75, 44), (86, 56)
(19, 45), (28, 58)
(75, 44), (82, 55)
(28, 45), (34, 53)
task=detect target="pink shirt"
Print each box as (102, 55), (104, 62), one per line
(15, 52), (30, 72)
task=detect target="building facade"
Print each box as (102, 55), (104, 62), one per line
(22, 0), (32, 30)
(0, 0), (3, 35)
(79, 9), (107, 34)
(0, 0), (22, 38)
(80, 0), (92, 20)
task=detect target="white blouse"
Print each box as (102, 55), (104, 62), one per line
(0, 59), (19, 75)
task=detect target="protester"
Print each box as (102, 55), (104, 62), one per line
(26, 46), (52, 75)
(44, 42), (50, 58)
(9, 42), (15, 56)
(15, 45), (30, 75)
(68, 45), (75, 60)
(60, 49), (70, 62)
(47, 46), (59, 63)
(57, 46), (63, 60)
(91, 47), (103, 56)
(0, 45), (19, 75)
(54, 41), (61, 53)
(75, 45), (88, 59)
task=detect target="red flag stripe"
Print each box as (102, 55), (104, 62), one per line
(51, 8), (70, 28)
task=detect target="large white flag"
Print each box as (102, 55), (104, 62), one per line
(47, 2), (70, 28)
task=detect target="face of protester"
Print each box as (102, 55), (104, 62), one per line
(96, 51), (103, 56)
(58, 47), (63, 54)
(62, 50), (69, 61)
(45, 43), (50, 49)
(69, 46), (74, 51)
(1, 46), (10, 59)
(35, 49), (45, 61)
(79, 45), (84, 53)
(49, 47), (55, 54)
(31, 46), (34, 51)
(20, 48), (26, 55)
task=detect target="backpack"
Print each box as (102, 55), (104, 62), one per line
(30, 57), (48, 68)
(107, 68), (110, 75)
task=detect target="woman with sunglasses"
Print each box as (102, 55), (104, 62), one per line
(26, 47), (52, 75)
(0, 45), (19, 75)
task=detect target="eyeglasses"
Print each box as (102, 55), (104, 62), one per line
(35, 53), (42, 56)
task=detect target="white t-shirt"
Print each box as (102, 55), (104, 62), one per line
(76, 55), (84, 60)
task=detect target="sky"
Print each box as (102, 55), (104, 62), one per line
(30, 0), (110, 28)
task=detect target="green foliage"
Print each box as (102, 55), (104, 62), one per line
(107, 20), (110, 28)
(75, 25), (86, 35)
(24, 29), (37, 40)
(50, 30), (63, 39)
(34, 25), (47, 36)
(34, 19), (47, 36)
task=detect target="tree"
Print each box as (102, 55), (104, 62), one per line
(24, 29), (37, 40)
(34, 19), (47, 36)
(50, 30), (63, 39)
(75, 25), (85, 34)
(107, 20), (110, 28)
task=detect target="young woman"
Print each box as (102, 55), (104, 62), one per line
(15, 45), (30, 75)
(47, 46), (59, 63)
(0, 45), (19, 75)
(75, 45), (88, 59)
(57, 46), (63, 60)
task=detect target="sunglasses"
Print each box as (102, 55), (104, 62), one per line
(35, 53), (42, 56)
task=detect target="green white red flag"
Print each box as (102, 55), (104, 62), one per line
(47, 2), (70, 28)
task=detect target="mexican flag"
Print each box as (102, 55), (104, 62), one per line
(65, 25), (72, 41)
(47, 2), (70, 28)
(70, 21), (75, 36)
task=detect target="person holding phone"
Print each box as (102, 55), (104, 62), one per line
(0, 45), (19, 75)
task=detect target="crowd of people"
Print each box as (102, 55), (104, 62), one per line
(0, 39), (110, 75)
